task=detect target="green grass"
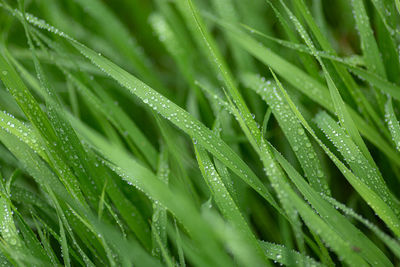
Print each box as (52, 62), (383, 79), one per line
(0, 0), (399, 266)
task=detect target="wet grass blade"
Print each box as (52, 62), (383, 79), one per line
(242, 73), (330, 195)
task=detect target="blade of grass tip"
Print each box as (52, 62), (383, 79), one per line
(262, 107), (272, 139)
(271, 69), (400, 238)
(104, 201), (128, 239)
(271, 144), (392, 266)
(46, 192), (98, 267)
(97, 180), (107, 220)
(66, 78), (79, 118)
(153, 231), (173, 267)
(385, 98), (400, 151)
(21, 12), (280, 212)
(397, 0), (400, 15)
(10, 208), (56, 265)
(33, 215), (85, 266)
(35, 215), (108, 267)
(152, 146), (169, 259)
(194, 144), (270, 267)
(1, 164), (62, 265)
(0, 191), (22, 250)
(58, 217), (70, 267)
(242, 73), (330, 195)
(73, 210), (162, 267)
(174, 219), (186, 267)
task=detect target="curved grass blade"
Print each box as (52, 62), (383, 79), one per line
(271, 71), (400, 237)
(216, 20), (400, 165)
(315, 111), (399, 214)
(257, 137), (368, 266)
(285, 0), (382, 131)
(271, 145), (392, 266)
(278, 0), (377, 172)
(20, 12), (280, 211)
(0, 52), (86, 203)
(242, 73), (330, 195)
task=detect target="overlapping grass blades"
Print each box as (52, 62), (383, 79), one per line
(0, 0), (399, 266)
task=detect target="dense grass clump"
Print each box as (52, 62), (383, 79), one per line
(0, 0), (400, 266)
